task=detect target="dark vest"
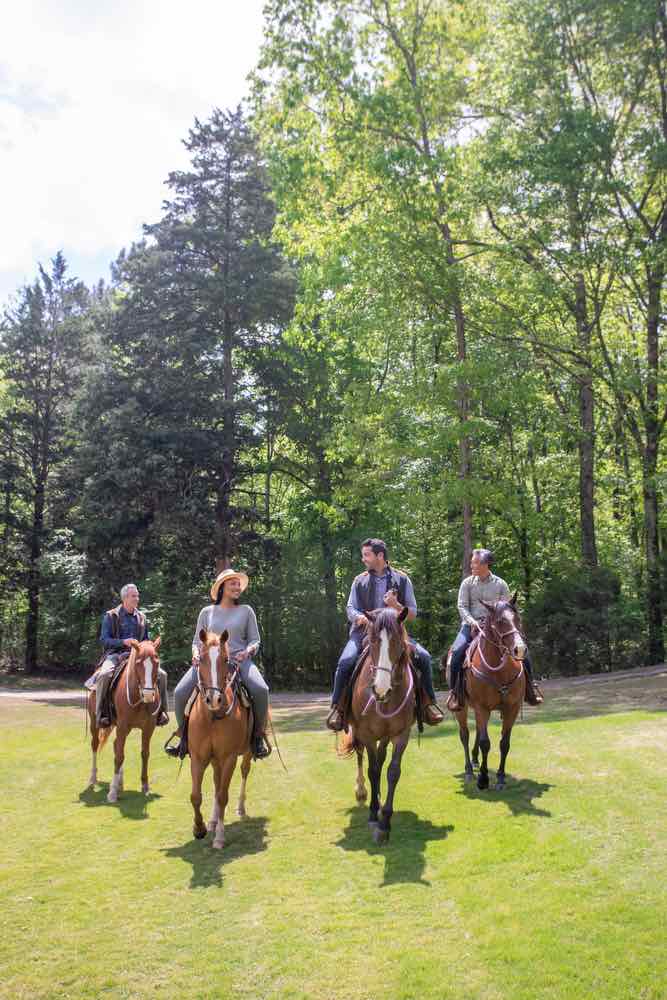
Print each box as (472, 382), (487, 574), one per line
(355, 567), (409, 612)
(106, 605), (146, 639)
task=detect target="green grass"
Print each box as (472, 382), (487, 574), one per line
(1, 676), (666, 1000)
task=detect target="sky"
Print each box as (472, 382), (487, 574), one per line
(0, 0), (266, 306)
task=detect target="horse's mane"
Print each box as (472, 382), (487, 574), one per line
(370, 608), (407, 637)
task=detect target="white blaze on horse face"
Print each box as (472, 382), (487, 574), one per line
(374, 629), (393, 699)
(142, 657), (155, 701)
(209, 646), (219, 690)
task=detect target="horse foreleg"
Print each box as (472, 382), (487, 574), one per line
(212, 755), (238, 850)
(496, 710), (518, 791)
(355, 745), (367, 803)
(366, 744), (383, 826)
(190, 755), (207, 839)
(457, 708), (474, 783)
(236, 752), (252, 817)
(87, 698), (99, 789)
(375, 733), (409, 845)
(107, 726), (126, 802)
(140, 725), (152, 794)
(474, 709), (491, 791)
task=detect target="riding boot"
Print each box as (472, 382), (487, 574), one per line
(523, 662), (544, 706)
(164, 724), (188, 760)
(253, 733), (272, 759)
(95, 671), (113, 728)
(156, 672), (170, 726)
(446, 664), (463, 713)
(326, 703), (345, 732)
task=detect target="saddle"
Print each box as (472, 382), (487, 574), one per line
(178, 670), (255, 759)
(96, 654), (130, 725)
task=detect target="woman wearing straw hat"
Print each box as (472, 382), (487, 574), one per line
(165, 568), (271, 760)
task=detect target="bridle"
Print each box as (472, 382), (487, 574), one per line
(125, 649), (161, 715)
(362, 628), (414, 719)
(470, 611), (526, 673)
(197, 649), (238, 718)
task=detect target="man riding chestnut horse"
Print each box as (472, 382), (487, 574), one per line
(326, 537), (445, 731)
(447, 549), (543, 712)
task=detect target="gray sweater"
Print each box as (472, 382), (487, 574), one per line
(192, 604), (261, 659)
(457, 573), (511, 626)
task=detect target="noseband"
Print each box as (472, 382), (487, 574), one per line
(470, 614), (526, 673)
(197, 656), (238, 717)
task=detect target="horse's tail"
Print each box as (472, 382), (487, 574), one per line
(335, 727), (358, 759)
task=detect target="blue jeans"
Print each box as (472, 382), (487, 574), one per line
(174, 661), (269, 733)
(331, 635), (436, 704)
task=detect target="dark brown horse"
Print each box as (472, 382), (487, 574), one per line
(188, 630), (253, 849)
(451, 597), (527, 791)
(343, 606), (415, 844)
(86, 638), (163, 802)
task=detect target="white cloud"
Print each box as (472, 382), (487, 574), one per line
(0, 0), (265, 302)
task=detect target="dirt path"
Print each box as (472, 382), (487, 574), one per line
(1, 663), (666, 715)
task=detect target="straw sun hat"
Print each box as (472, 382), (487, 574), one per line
(210, 568), (249, 602)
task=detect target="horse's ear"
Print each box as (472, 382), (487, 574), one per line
(398, 605), (409, 623)
(129, 639), (140, 651)
(220, 629), (229, 643)
(153, 635), (161, 651)
(199, 628), (207, 644)
(510, 591), (518, 608)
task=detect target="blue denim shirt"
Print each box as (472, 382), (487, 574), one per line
(100, 607), (149, 653)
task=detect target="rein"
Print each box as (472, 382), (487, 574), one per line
(362, 660), (414, 719)
(467, 619), (525, 673)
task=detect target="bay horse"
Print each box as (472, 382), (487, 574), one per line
(86, 638), (163, 802)
(344, 606), (415, 844)
(452, 597), (527, 791)
(188, 630), (253, 850)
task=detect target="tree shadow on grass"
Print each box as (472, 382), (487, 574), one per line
(77, 782), (162, 820)
(335, 806), (453, 887)
(456, 776), (553, 817)
(160, 816), (269, 889)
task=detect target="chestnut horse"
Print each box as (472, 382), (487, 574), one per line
(345, 606), (415, 844)
(188, 630), (253, 849)
(86, 638), (163, 802)
(452, 597), (526, 791)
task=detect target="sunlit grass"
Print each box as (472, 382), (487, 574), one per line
(0, 677), (665, 1000)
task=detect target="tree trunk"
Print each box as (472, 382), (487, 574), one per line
(25, 478), (45, 673)
(568, 192), (597, 567)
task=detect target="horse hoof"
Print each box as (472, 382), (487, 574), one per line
(212, 838), (225, 850)
(373, 827), (389, 845)
(368, 820), (379, 830)
(464, 771), (474, 784)
(142, 784), (150, 795)
(107, 791), (118, 803)
(477, 776), (489, 791)
(193, 825), (207, 840)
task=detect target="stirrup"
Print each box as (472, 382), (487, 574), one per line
(163, 732), (186, 759)
(424, 702), (445, 725)
(326, 705), (344, 732)
(446, 691), (462, 712)
(253, 735), (271, 760)
(156, 711), (170, 727)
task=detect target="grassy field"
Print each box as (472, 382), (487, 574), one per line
(1, 674), (666, 1000)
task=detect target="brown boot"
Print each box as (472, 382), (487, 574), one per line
(423, 698), (445, 725)
(326, 704), (345, 732)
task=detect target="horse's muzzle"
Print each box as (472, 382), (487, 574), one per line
(372, 685), (392, 703)
(205, 692), (223, 711)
